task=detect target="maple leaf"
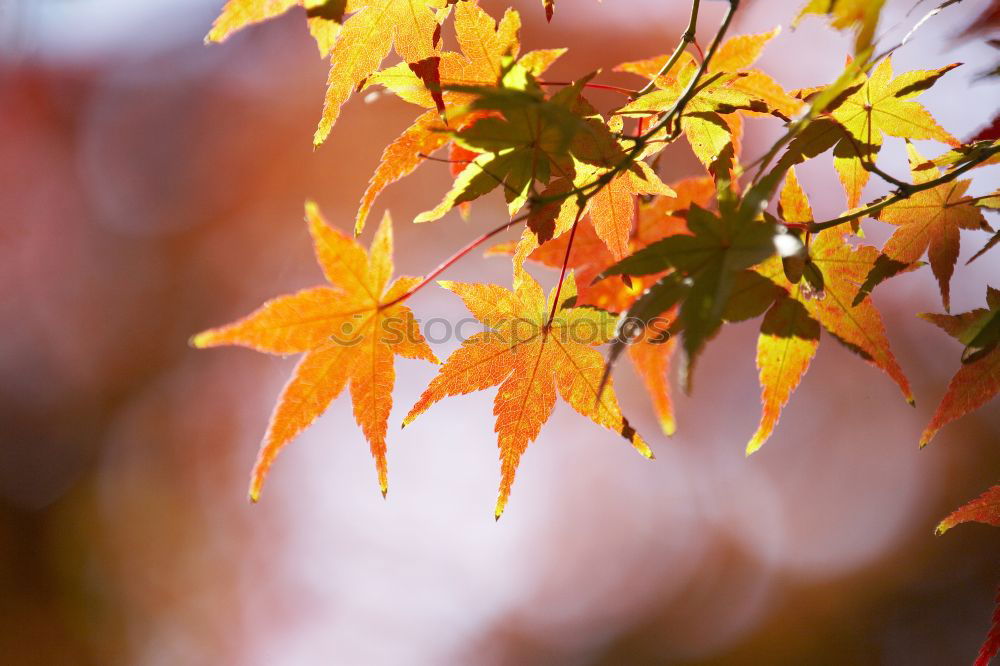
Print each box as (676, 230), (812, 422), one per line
(487, 177), (715, 434)
(354, 109), (453, 236)
(975, 590), (1000, 666)
(402, 270), (652, 518)
(367, 2), (525, 110)
(745, 169), (914, 453)
(918, 286), (1000, 447)
(616, 29), (802, 173)
(871, 143), (990, 311)
(915, 139), (1000, 175)
(597, 198), (777, 376)
(937, 485), (1000, 534)
(192, 203), (438, 500)
(828, 57), (959, 206)
(746, 169), (821, 453)
(751, 294), (821, 453)
(206, 0), (345, 56)
(965, 187), (999, 264)
(314, 0), (449, 146)
(575, 116), (676, 259)
(935, 484), (1000, 666)
(355, 1), (565, 234)
(415, 69), (626, 222)
(794, 0), (885, 54)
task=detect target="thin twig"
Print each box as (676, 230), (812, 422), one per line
(538, 80), (639, 97)
(636, 0), (702, 97)
(838, 129), (915, 194)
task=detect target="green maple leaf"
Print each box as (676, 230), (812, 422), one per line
(416, 65), (625, 222)
(597, 202), (776, 379)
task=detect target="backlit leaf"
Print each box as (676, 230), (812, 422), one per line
(937, 485), (1000, 534)
(919, 286), (1000, 446)
(192, 204), (438, 500)
(403, 270), (651, 517)
(794, 0), (885, 54)
(936, 483), (1000, 666)
(618, 30), (801, 173)
(748, 171), (914, 451)
(873, 143), (989, 311)
(488, 178), (713, 434)
(314, 0), (449, 146)
(206, 0), (345, 55)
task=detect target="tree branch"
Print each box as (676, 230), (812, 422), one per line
(808, 145), (1000, 233)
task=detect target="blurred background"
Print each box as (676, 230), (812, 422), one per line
(1, 0), (999, 663)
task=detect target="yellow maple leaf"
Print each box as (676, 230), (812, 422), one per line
(314, 0), (449, 146)
(403, 270), (652, 518)
(794, 0), (884, 54)
(828, 57), (959, 206)
(206, 0), (345, 56)
(748, 168), (914, 453)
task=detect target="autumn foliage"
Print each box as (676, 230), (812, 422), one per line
(196, 0), (1000, 659)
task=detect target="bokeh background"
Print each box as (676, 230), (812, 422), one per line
(2, 0), (999, 663)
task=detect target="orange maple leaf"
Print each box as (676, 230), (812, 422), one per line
(577, 116), (677, 260)
(206, 0), (345, 56)
(402, 270), (652, 518)
(489, 177), (713, 435)
(919, 286), (1000, 447)
(749, 168), (914, 453)
(314, 0), (449, 146)
(192, 203), (438, 500)
(873, 143), (991, 311)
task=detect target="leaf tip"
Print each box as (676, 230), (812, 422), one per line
(190, 331), (213, 349)
(934, 520), (952, 536)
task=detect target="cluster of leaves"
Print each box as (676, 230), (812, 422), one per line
(197, 0), (1000, 653)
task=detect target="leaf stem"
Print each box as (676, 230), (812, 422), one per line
(537, 80), (639, 97)
(379, 212), (530, 310)
(545, 204), (586, 329)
